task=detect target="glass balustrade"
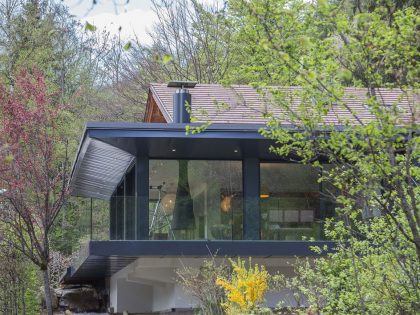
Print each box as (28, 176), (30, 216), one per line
(77, 162), (336, 242)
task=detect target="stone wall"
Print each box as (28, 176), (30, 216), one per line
(54, 284), (107, 313)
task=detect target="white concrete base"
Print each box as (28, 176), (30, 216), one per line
(109, 257), (299, 313)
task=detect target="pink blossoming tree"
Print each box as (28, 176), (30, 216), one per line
(0, 69), (70, 315)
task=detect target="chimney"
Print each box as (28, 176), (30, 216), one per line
(167, 81), (197, 123)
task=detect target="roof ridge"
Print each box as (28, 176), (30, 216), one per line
(150, 82), (415, 92)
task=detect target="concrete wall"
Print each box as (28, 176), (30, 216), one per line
(109, 266), (154, 313)
(118, 279), (153, 313)
(153, 283), (195, 311)
(109, 257), (299, 313)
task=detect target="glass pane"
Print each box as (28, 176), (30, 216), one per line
(260, 163), (334, 240)
(92, 199), (110, 240)
(149, 160), (243, 240)
(78, 198), (92, 243)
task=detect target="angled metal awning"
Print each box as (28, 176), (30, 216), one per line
(70, 137), (135, 200)
(68, 122), (282, 201)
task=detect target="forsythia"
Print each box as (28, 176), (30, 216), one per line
(216, 258), (269, 314)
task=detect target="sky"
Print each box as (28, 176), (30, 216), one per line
(63, 0), (157, 44)
(63, 0), (221, 44)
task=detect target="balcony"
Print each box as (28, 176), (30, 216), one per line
(63, 123), (337, 284)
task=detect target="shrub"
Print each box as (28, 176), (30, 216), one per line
(216, 258), (269, 315)
(176, 257), (227, 315)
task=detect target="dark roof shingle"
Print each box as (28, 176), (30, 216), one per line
(149, 83), (418, 125)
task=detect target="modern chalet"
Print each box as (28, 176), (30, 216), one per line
(63, 82), (413, 313)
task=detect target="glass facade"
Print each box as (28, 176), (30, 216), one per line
(260, 163), (335, 240)
(81, 160), (336, 241)
(149, 160), (243, 240)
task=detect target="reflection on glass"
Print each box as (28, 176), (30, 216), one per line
(171, 160), (195, 238)
(92, 199), (110, 240)
(149, 160), (243, 240)
(260, 163), (335, 240)
(109, 167), (136, 240)
(77, 197), (111, 242)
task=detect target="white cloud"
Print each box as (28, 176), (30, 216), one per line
(82, 8), (158, 45)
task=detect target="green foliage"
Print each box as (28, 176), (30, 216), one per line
(84, 22), (97, 32)
(50, 199), (86, 255)
(276, 218), (419, 314)
(229, 0), (419, 314)
(24, 264), (40, 315)
(162, 53), (173, 64)
(123, 41), (132, 51)
(0, 246), (40, 315)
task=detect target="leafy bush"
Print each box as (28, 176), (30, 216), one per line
(216, 258), (269, 315)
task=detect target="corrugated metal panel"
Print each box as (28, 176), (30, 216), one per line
(150, 83), (418, 124)
(70, 138), (135, 199)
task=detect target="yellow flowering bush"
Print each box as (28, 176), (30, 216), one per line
(216, 258), (269, 314)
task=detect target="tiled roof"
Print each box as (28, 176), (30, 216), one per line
(149, 83), (418, 125)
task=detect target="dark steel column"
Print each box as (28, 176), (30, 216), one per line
(243, 158), (260, 240)
(90, 198), (93, 240)
(136, 156), (149, 240)
(110, 193), (116, 240)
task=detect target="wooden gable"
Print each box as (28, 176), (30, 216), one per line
(144, 92), (167, 123)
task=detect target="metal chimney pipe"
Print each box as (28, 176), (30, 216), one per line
(167, 81), (197, 123)
(173, 88), (191, 123)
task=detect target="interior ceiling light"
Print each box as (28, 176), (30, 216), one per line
(220, 194), (233, 213)
(260, 184), (270, 199)
(161, 193), (176, 215)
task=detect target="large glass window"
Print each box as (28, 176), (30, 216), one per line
(149, 160), (243, 240)
(109, 167), (136, 240)
(260, 163), (335, 240)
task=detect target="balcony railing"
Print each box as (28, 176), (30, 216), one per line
(78, 196), (334, 242)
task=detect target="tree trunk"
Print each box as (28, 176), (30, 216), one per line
(42, 268), (53, 315)
(21, 279), (26, 315)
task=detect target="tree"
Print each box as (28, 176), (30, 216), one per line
(105, 0), (237, 111)
(0, 0), (122, 119)
(148, 0), (234, 84)
(0, 69), (70, 315)
(224, 0), (419, 313)
(0, 0), (134, 260)
(0, 242), (38, 315)
(0, 0), (73, 89)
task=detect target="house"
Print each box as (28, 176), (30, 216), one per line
(63, 82), (413, 313)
